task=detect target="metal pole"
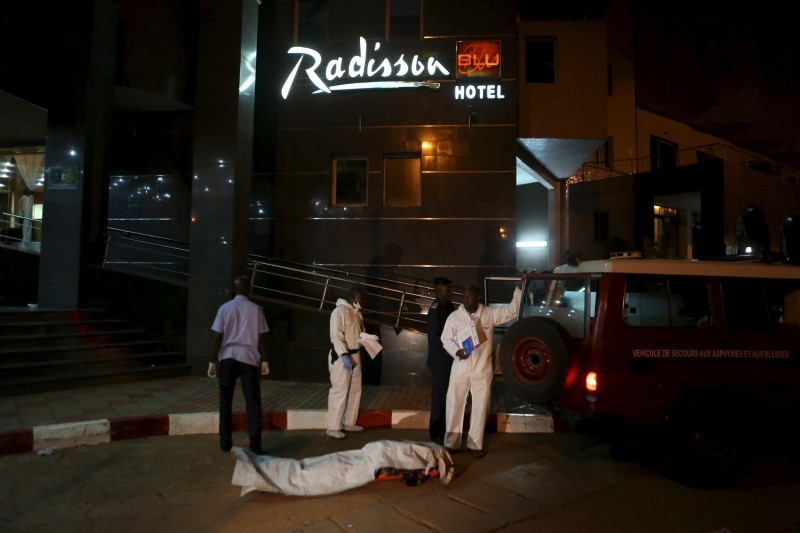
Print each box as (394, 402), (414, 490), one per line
(249, 261), (259, 288)
(320, 277), (330, 310)
(395, 291), (406, 328)
(102, 235), (111, 268)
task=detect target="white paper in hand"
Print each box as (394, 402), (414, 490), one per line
(358, 332), (382, 359)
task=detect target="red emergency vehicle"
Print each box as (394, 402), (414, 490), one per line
(501, 256), (800, 483)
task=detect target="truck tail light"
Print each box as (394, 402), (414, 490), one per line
(585, 371), (598, 393)
(584, 371), (598, 406)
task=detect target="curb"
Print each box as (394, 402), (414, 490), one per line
(0, 409), (553, 457)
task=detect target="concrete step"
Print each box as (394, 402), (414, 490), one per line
(0, 363), (193, 397)
(0, 330), (151, 350)
(0, 340), (163, 364)
(0, 319), (130, 337)
(0, 340), (166, 363)
(0, 351), (186, 380)
(0, 307), (189, 396)
(0, 309), (109, 324)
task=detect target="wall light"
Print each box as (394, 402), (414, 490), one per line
(516, 240), (548, 248)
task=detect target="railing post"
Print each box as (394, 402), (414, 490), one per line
(320, 276), (331, 310)
(249, 261), (259, 288)
(395, 291), (406, 328)
(102, 235), (111, 268)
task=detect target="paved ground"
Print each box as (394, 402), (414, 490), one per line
(0, 376), (551, 455)
(2, 427), (799, 532)
(2, 377), (800, 531)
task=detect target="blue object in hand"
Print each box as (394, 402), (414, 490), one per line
(461, 337), (474, 356)
(342, 355), (353, 371)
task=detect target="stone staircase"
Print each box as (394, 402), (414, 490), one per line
(0, 308), (191, 396)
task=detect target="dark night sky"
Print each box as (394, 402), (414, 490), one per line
(634, 2), (800, 171)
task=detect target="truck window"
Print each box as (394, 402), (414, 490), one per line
(668, 276), (712, 327)
(522, 277), (589, 339)
(623, 275), (711, 327)
(721, 278), (800, 329)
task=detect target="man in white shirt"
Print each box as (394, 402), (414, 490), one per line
(440, 280), (522, 457)
(208, 275), (270, 454)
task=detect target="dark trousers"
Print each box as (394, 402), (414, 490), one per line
(428, 357), (453, 441)
(218, 359), (262, 451)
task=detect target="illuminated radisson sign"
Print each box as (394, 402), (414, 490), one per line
(281, 37), (450, 99)
(280, 38), (505, 101)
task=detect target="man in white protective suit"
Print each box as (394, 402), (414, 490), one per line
(326, 285), (368, 439)
(440, 279), (522, 457)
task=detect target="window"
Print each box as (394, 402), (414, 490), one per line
(389, 0), (420, 40)
(525, 39), (556, 83)
(332, 156), (368, 207)
(383, 153), (420, 207)
(721, 278), (800, 330)
(653, 205), (679, 258)
(624, 275), (711, 328)
(521, 277), (591, 339)
(650, 135), (678, 171)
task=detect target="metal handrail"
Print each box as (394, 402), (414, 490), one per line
(1, 211), (42, 250)
(247, 258), (439, 332)
(248, 254), (460, 297)
(97, 237), (443, 332)
(106, 227), (190, 246)
(102, 231), (190, 280)
(576, 142), (800, 183)
(1, 211), (41, 223)
(96, 237), (516, 334)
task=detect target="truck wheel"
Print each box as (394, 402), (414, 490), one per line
(499, 318), (568, 403)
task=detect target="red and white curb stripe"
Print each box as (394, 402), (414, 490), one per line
(0, 409), (552, 456)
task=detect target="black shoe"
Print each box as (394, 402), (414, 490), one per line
(249, 438), (263, 455)
(432, 436), (444, 446)
(445, 446), (460, 454)
(221, 445), (232, 452)
(220, 439), (232, 452)
(471, 449), (486, 459)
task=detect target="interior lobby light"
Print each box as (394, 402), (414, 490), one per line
(516, 240), (548, 248)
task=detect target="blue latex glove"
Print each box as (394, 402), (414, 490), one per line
(342, 355), (353, 371)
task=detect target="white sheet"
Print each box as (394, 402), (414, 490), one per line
(231, 439), (454, 496)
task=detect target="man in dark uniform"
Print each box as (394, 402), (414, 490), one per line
(427, 276), (456, 444)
